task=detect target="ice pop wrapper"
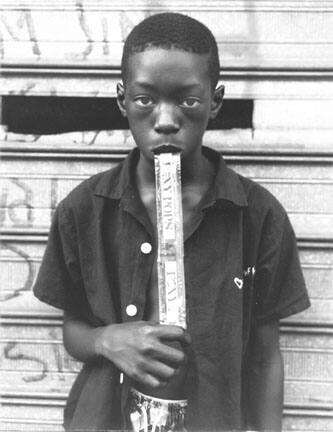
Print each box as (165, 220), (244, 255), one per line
(154, 151), (186, 328)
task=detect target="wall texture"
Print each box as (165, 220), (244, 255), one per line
(0, 1), (332, 431)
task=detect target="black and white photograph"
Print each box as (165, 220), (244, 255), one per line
(0, 1), (332, 431)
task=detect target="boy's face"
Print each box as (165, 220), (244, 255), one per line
(117, 48), (223, 166)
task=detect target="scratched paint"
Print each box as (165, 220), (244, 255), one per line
(8, 178), (33, 226)
(1, 337), (81, 375)
(0, 181), (8, 227)
(0, 178), (34, 228)
(49, 328), (67, 378)
(76, 0), (93, 59)
(101, 16), (109, 56)
(23, 9), (41, 57)
(0, 17), (4, 58)
(119, 10), (136, 42)
(0, 243), (35, 302)
(0, 10), (41, 58)
(0, 6), (331, 68)
(4, 341), (47, 382)
(50, 177), (58, 218)
(0, 13), (20, 41)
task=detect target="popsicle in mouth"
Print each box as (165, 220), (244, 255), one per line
(154, 150), (186, 328)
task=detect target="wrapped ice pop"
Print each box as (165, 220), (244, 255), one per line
(153, 146), (186, 328)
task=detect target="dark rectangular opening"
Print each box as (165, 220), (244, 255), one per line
(2, 96), (253, 134)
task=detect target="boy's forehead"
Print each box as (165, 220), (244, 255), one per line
(125, 47), (211, 87)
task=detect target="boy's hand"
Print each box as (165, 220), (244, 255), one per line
(95, 321), (190, 388)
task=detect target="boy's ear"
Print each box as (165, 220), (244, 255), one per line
(116, 82), (127, 117)
(210, 85), (224, 119)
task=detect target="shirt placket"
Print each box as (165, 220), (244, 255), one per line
(116, 188), (156, 428)
(119, 189), (155, 323)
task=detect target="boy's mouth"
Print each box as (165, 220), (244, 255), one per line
(152, 144), (182, 154)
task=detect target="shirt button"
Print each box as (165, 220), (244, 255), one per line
(140, 242), (152, 254)
(126, 304), (138, 317)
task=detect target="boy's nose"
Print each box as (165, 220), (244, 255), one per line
(154, 103), (180, 135)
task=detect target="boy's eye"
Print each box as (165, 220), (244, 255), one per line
(134, 96), (154, 107)
(180, 98), (201, 108)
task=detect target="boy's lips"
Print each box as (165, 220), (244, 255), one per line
(151, 144), (182, 154)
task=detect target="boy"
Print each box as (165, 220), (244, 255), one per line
(33, 12), (310, 431)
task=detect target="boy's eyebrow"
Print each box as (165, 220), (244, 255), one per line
(132, 81), (203, 91)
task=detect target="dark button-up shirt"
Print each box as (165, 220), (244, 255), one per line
(33, 147), (310, 430)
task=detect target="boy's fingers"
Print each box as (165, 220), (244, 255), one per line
(145, 359), (177, 381)
(140, 373), (166, 389)
(156, 324), (190, 345)
(152, 341), (186, 364)
(182, 330), (191, 345)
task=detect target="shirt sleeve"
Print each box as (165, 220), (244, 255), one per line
(33, 201), (91, 318)
(254, 204), (310, 324)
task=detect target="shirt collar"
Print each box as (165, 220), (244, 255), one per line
(202, 146), (248, 208)
(93, 146), (248, 208)
(93, 148), (139, 200)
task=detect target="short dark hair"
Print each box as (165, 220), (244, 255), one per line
(121, 12), (220, 89)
